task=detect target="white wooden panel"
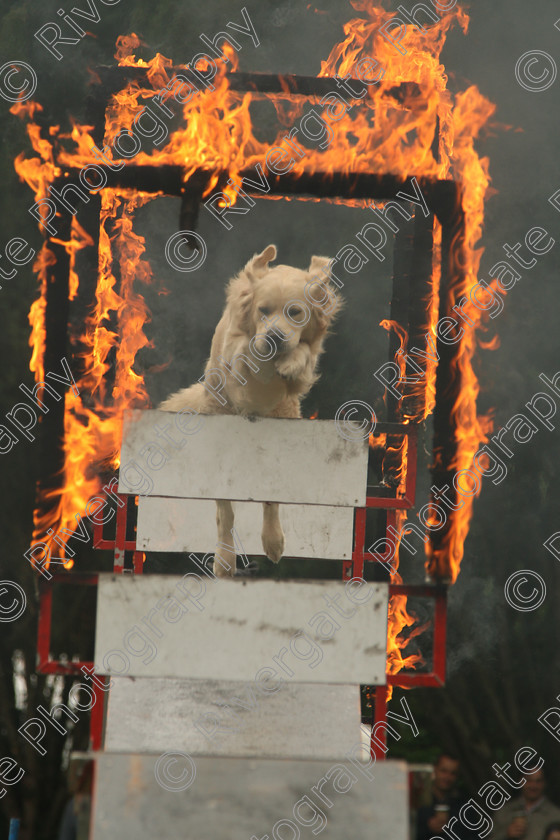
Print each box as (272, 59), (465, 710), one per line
(118, 410), (368, 505)
(105, 678), (362, 759)
(92, 754), (409, 840)
(94, 575), (388, 684)
(136, 497), (354, 559)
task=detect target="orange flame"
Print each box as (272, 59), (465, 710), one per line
(14, 3), (497, 682)
(316, 3), (496, 678)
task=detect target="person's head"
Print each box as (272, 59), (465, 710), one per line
(433, 753), (460, 795)
(523, 769), (546, 805)
(542, 822), (560, 840)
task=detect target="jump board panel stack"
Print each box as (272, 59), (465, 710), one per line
(88, 412), (408, 838)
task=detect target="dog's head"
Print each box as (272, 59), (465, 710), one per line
(227, 244), (342, 357)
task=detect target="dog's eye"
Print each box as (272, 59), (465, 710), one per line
(259, 306), (271, 316)
(288, 306), (302, 318)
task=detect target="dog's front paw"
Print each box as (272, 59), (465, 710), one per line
(213, 546), (236, 578)
(275, 354), (306, 380)
(262, 526), (285, 564)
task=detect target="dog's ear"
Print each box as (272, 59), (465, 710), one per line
(306, 254), (342, 328)
(226, 245), (277, 335)
(226, 275), (254, 334)
(247, 244), (277, 278)
(308, 255), (331, 276)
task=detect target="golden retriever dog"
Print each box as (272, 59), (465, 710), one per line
(159, 244), (341, 577)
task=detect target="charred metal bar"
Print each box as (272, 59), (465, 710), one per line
(388, 218), (413, 417)
(427, 187), (467, 581)
(381, 209), (414, 487)
(179, 191), (202, 248)
(83, 68), (422, 179)
(246, 173), (457, 221)
(55, 165), (458, 220)
(178, 171), (211, 248)
(226, 73), (420, 103)
(402, 211), (435, 421)
(71, 197), (103, 397)
(91, 65), (421, 102)
(97, 164), (186, 196)
(33, 201), (72, 544)
(431, 114), (440, 165)
(84, 82), (108, 149)
(98, 199), (124, 405)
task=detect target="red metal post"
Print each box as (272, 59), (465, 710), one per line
(37, 583), (53, 673)
(432, 587), (447, 685)
(90, 675), (108, 750)
(364, 509), (397, 565)
(350, 507), (366, 579)
(366, 424), (418, 509)
(371, 684), (389, 760)
(403, 425), (418, 507)
(36, 574), (98, 674)
(113, 493), (129, 573)
(387, 584), (448, 688)
(93, 514), (115, 551)
(133, 549), (144, 574)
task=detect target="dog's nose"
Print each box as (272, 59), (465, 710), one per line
(267, 329), (288, 343)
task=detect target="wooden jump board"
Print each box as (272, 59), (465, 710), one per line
(118, 410), (369, 505)
(91, 754), (409, 840)
(94, 576), (388, 684)
(136, 497), (354, 558)
(105, 678), (362, 760)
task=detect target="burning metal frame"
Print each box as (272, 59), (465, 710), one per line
(34, 68), (467, 755)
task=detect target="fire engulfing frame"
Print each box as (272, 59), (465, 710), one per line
(32, 68), (468, 754)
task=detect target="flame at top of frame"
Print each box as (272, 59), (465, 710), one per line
(12, 3), (498, 681)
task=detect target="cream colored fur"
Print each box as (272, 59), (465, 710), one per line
(159, 243), (341, 576)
